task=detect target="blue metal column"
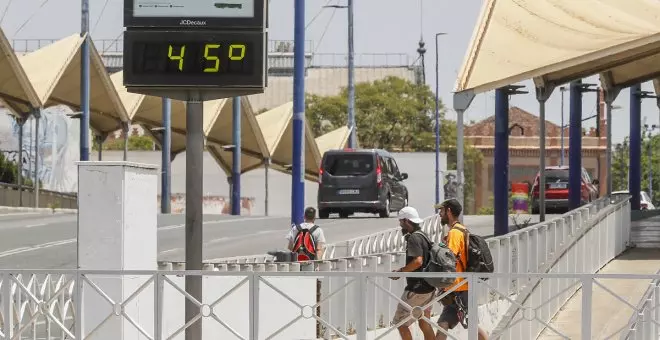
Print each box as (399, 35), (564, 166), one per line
(292, 0), (305, 225)
(629, 83), (642, 210)
(569, 80), (583, 210)
(231, 97), (242, 215)
(161, 98), (172, 214)
(494, 88), (509, 236)
(79, 0), (90, 161)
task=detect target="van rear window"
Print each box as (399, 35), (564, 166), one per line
(324, 154), (374, 176)
(545, 169), (569, 182)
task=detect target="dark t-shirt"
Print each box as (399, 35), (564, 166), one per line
(404, 231), (435, 294)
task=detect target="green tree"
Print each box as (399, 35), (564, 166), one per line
(0, 152), (35, 186)
(304, 76), (483, 213)
(611, 131), (660, 205)
(93, 135), (155, 151)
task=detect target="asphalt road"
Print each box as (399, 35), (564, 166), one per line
(0, 211), (559, 269)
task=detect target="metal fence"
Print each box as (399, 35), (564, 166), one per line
(0, 182), (77, 209)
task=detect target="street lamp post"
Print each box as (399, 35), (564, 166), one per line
(434, 32), (447, 211)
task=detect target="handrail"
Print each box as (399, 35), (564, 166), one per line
(491, 195), (629, 336)
(620, 268), (660, 339)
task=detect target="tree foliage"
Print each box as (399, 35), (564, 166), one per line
(93, 135), (155, 151)
(304, 76), (483, 212)
(0, 153), (35, 186)
(612, 132), (660, 204)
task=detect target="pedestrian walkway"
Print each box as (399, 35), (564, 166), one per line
(538, 247), (660, 339)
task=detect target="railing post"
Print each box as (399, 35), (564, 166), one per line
(249, 272), (259, 340)
(3, 273), (12, 338)
(467, 274), (480, 339)
(581, 276), (592, 339)
(154, 273), (163, 340)
(357, 272), (368, 340)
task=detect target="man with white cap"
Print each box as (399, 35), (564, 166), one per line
(390, 206), (436, 340)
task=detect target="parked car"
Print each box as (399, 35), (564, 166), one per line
(530, 166), (599, 214)
(317, 148), (409, 219)
(611, 190), (655, 209)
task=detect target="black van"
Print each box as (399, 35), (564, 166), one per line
(317, 149), (409, 219)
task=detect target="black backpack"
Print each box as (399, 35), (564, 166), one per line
(291, 224), (320, 261)
(412, 231), (457, 289)
(454, 226), (494, 277)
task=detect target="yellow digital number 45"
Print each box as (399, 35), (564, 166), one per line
(168, 44), (186, 71)
(204, 44), (220, 73)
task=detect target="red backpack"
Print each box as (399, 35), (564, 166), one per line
(292, 224), (320, 261)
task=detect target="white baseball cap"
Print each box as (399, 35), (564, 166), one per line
(398, 206), (424, 224)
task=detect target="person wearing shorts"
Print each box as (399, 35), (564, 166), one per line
(434, 199), (488, 340)
(390, 206), (436, 340)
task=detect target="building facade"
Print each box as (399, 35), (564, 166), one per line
(465, 105), (608, 212)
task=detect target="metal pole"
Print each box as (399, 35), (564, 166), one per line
(122, 122), (129, 161)
(17, 118), (24, 206)
(630, 84), (642, 210)
(649, 140), (653, 198)
(162, 98), (172, 214)
(569, 80), (583, 210)
(264, 158), (270, 216)
(560, 87), (565, 166)
(538, 95), (547, 222)
(456, 108), (465, 213)
(605, 92), (615, 195)
(292, 0), (306, 225)
(347, 0), (356, 148)
(231, 97), (242, 215)
(184, 99), (204, 340)
(33, 111), (40, 208)
(493, 88), (509, 236)
(434, 34), (440, 210)
(96, 135), (103, 161)
(80, 0), (90, 161)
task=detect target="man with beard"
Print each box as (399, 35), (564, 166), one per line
(434, 199), (488, 340)
(390, 206), (436, 340)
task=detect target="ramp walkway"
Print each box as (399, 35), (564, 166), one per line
(538, 247), (660, 339)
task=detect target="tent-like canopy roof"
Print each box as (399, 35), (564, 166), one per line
(110, 71), (144, 121)
(456, 0), (660, 95)
(256, 101), (322, 180)
(0, 28), (40, 117)
(316, 126), (351, 156)
(19, 33), (129, 133)
(205, 97), (270, 175)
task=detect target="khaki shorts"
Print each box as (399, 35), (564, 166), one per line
(392, 290), (435, 327)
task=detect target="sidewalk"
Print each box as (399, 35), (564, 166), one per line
(538, 247), (660, 339)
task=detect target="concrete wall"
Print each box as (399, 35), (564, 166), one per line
(102, 151), (447, 217)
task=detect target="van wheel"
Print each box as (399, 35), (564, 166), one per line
(319, 209), (329, 219)
(379, 197), (390, 218)
(339, 211), (350, 218)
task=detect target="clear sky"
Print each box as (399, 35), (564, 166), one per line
(1, 0), (657, 143)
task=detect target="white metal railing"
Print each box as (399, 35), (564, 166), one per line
(491, 195), (631, 338)
(0, 269), (656, 340)
(212, 214), (442, 263)
(621, 269), (660, 339)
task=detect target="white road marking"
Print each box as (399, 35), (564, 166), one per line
(24, 223), (47, 228)
(158, 216), (285, 231)
(0, 239), (76, 259)
(0, 216), (287, 259)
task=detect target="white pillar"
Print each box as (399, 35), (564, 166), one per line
(77, 161), (158, 340)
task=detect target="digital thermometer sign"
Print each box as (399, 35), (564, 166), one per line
(123, 0), (267, 100)
(123, 30), (266, 88)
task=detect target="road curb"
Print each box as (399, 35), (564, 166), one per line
(0, 206), (78, 214)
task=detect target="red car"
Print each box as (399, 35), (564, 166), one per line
(530, 166), (600, 214)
